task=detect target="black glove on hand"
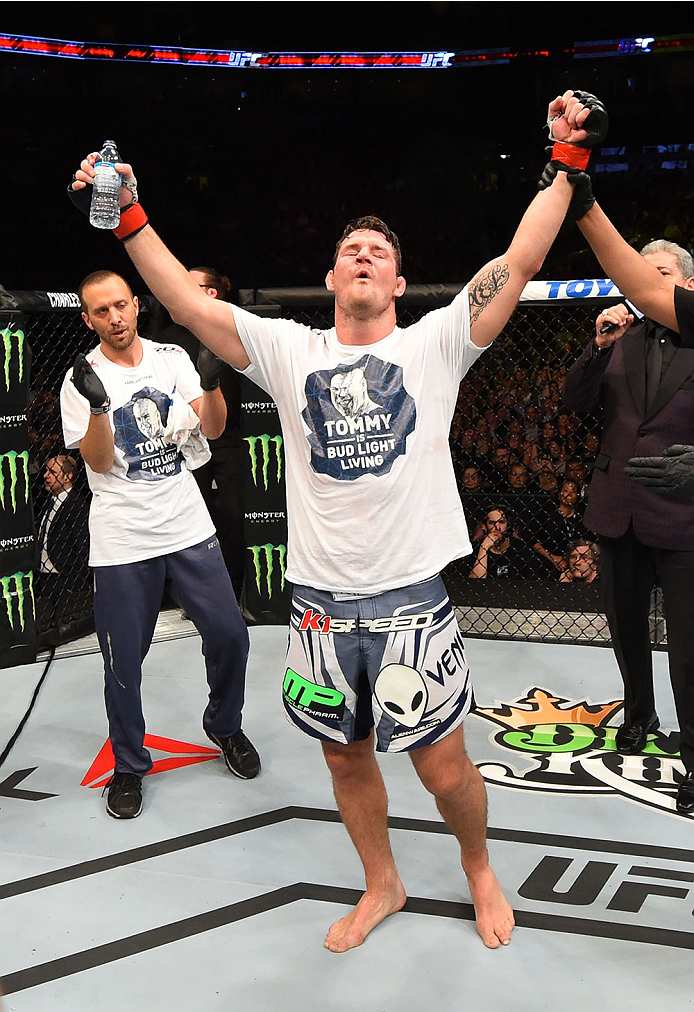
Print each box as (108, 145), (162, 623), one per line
(72, 353), (111, 414)
(538, 160), (595, 220)
(67, 177), (91, 217)
(197, 346), (224, 391)
(624, 444), (694, 498)
(569, 90), (609, 149)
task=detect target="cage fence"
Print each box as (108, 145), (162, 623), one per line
(7, 285), (666, 649)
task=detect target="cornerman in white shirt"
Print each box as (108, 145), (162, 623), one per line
(60, 270), (261, 821)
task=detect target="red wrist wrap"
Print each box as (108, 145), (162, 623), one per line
(551, 142), (590, 170)
(113, 203), (149, 241)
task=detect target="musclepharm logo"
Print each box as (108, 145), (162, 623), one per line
(0, 571), (35, 632)
(0, 450), (30, 513)
(248, 544), (286, 598)
(1, 328), (24, 391)
(244, 434), (283, 490)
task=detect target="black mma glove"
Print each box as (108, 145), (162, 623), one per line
(624, 444), (694, 498)
(197, 346), (224, 391)
(565, 90), (609, 150)
(71, 353), (111, 414)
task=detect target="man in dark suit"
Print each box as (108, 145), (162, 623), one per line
(562, 240), (694, 814)
(36, 454), (91, 640)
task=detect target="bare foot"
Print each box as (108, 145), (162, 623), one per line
(467, 865), (515, 948)
(324, 879), (407, 952)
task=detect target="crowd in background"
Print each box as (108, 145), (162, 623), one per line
(451, 355), (601, 582)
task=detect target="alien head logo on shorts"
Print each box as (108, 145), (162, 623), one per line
(473, 686), (689, 818)
(374, 663), (429, 728)
(301, 354), (416, 480)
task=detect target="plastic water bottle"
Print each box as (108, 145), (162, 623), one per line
(89, 140), (121, 229)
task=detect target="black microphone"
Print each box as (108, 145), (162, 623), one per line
(598, 299), (641, 335)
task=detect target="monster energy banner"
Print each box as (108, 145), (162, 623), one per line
(240, 376), (290, 625)
(0, 312), (36, 667)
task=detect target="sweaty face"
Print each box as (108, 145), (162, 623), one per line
(327, 229), (404, 318)
(82, 277), (139, 353)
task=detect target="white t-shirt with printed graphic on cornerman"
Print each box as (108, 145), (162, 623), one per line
(60, 339), (214, 567)
(234, 286), (485, 595)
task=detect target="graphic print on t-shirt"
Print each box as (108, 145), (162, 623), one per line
(113, 386), (183, 481)
(301, 355), (416, 480)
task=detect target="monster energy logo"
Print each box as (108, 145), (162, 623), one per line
(0, 571), (35, 632)
(1, 328), (25, 392)
(244, 434), (283, 490)
(248, 543), (286, 597)
(0, 450), (30, 513)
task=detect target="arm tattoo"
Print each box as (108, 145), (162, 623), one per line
(468, 263), (510, 325)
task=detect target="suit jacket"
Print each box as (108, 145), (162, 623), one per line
(38, 488), (90, 587)
(562, 319), (694, 548)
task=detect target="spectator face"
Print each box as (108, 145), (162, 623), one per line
(462, 466), (482, 490)
(525, 406), (538, 423)
(537, 461), (558, 492)
(44, 456), (73, 496)
(508, 464), (529, 489)
(569, 545), (597, 579)
(558, 481), (580, 507)
(542, 423), (556, 441)
(486, 510), (508, 536)
(585, 434), (600, 455)
(565, 460), (587, 484)
(492, 447), (512, 472)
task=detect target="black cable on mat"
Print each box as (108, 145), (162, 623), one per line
(0, 647), (55, 770)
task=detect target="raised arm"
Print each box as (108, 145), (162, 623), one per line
(577, 202), (679, 331)
(70, 155), (251, 369)
(469, 90), (602, 348)
(468, 173), (574, 347)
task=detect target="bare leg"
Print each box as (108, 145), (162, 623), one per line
(321, 733), (407, 952)
(409, 726), (514, 948)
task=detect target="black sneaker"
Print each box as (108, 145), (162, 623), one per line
(207, 730), (261, 779)
(105, 772), (143, 819)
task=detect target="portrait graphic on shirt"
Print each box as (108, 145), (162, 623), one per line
(113, 386), (183, 481)
(302, 355), (416, 480)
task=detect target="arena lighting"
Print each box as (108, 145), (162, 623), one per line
(1, 32), (694, 68)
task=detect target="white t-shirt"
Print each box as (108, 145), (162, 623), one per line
(61, 338), (214, 567)
(234, 289), (485, 594)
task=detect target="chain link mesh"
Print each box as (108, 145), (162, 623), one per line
(21, 292), (666, 647)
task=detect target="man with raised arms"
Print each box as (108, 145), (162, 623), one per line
(70, 91), (599, 948)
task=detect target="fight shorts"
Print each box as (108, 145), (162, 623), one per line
(282, 575), (474, 752)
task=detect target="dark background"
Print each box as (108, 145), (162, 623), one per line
(3, 4), (694, 294)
